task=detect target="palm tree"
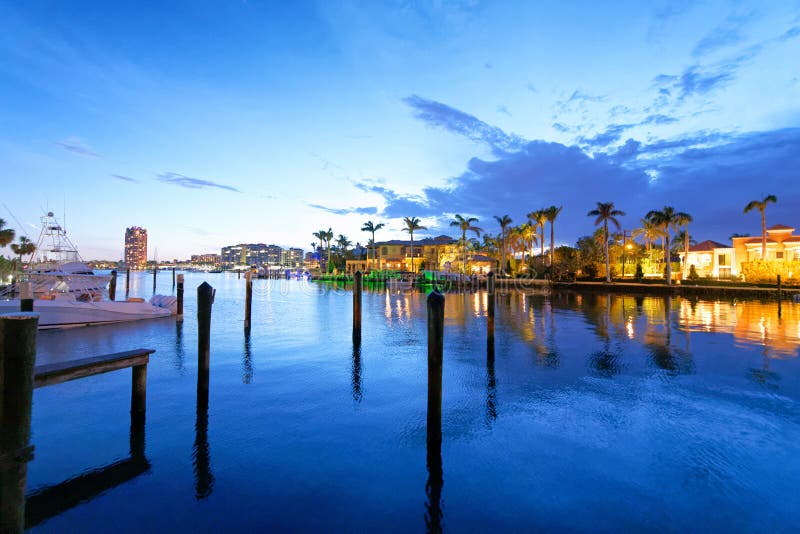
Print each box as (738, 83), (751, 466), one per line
(678, 215), (694, 279)
(402, 217), (426, 273)
(744, 194), (777, 259)
(10, 236), (36, 264)
(527, 209), (547, 259)
(312, 230), (326, 268)
(336, 234), (352, 269)
(361, 221), (385, 270)
(587, 202), (625, 282)
(450, 214), (481, 275)
(494, 215), (512, 275)
(0, 219), (15, 248)
(632, 218), (660, 253)
(324, 228), (334, 272)
(544, 205), (563, 266)
(645, 206), (691, 285)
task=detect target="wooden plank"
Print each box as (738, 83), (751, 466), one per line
(33, 349), (154, 389)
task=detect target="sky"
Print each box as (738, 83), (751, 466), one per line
(1, 0), (799, 260)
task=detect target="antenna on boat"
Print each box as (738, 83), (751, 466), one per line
(2, 203), (31, 240)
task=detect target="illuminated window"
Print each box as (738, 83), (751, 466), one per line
(776, 251), (784, 259)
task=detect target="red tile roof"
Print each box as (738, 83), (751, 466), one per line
(742, 237), (777, 245)
(688, 240), (729, 252)
(767, 224), (795, 231)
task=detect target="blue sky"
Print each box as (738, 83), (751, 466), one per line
(1, 0), (798, 260)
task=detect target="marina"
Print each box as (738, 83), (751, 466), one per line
(7, 271), (800, 531)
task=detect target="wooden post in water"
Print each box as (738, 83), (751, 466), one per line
(131, 364), (147, 423)
(176, 274), (184, 322)
(0, 313), (39, 534)
(244, 271), (252, 330)
(427, 290), (444, 424)
(197, 282), (214, 406)
(152, 264), (157, 294)
(353, 271), (362, 343)
(19, 282), (33, 312)
(487, 271), (495, 344)
(425, 290), (444, 532)
(109, 270), (117, 301)
(777, 275), (782, 318)
(172, 267), (176, 289)
(125, 268), (130, 297)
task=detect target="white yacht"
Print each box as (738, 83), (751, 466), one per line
(0, 212), (176, 328)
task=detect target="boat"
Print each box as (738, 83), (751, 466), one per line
(0, 295), (176, 329)
(0, 212), (177, 328)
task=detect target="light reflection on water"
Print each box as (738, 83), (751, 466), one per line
(23, 272), (800, 531)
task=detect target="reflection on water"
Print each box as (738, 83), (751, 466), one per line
(25, 275), (800, 531)
(680, 299), (800, 358)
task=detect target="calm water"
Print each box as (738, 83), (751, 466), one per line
(25, 272), (800, 531)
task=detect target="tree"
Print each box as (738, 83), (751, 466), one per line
(544, 205), (563, 266)
(494, 215), (512, 275)
(10, 236), (36, 264)
(312, 230), (326, 268)
(361, 220), (385, 270)
(450, 214), (481, 275)
(632, 218), (661, 253)
(743, 194), (777, 259)
(336, 234), (352, 268)
(527, 209), (547, 259)
(587, 202), (625, 282)
(645, 206), (691, 285)
(516, 223), (538, 266)
(0, 219), (15, 248)
(324, 228), (334, 273)
(402, 217), (426, 273)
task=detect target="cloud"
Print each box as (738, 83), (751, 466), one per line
(496, 105), (511, 116)
(552, 122), (571, 133)
(691, 14), (750, 57)
(779, 26), (800, 41)
(653, 64), (736, 102)
(642, 114), (678, 125)
(578, 124), (634, 148)
(156, 172), (240, 192)
(395, 96), (800, 245)
(56, 137), (101, 158)
(403, 94), (524, 152)
(110, 174), (139, 183)
(308, 203), (378, 216)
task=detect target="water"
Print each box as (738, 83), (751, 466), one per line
(24, 272), (800, 531)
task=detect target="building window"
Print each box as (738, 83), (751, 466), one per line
(794, 249), (800, 260)
(381, 247), (388, 255)
(776, 251), (784, 259)
(718, 254), (727, 266)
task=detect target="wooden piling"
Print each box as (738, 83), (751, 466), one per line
(487, 272), (495, 344)
(425, 290), (444, 533)
(125, 268), (130, 297)
(176, 274), (184, 322)
(109, 270), (117, 301)
(197, 282), (214, 405)
(152, 264), (157, 294)
(19, 282), (33, 313)
(131, 364), (147, 422)
(353, 271), (362, 343)
(427, 290), (444, 428)
(172, 267), (176, 288)
(0, 313), (39, 534)
(244, 271), (252, 329)
(778, 275), (782, 318)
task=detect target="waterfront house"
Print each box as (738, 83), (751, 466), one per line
(680, 240), (736, 278)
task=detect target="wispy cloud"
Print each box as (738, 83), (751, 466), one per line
(308, 203), (378, 216)
(110, 174), (139, 183)
(403, 94), (524, 152)
(56, 137), (101, 158)
(691, 14), (751, 57)
(496, 105), (511, 116)
(156, 172), (240, 192)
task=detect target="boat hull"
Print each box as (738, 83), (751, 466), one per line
(0, 299), (172, 329)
